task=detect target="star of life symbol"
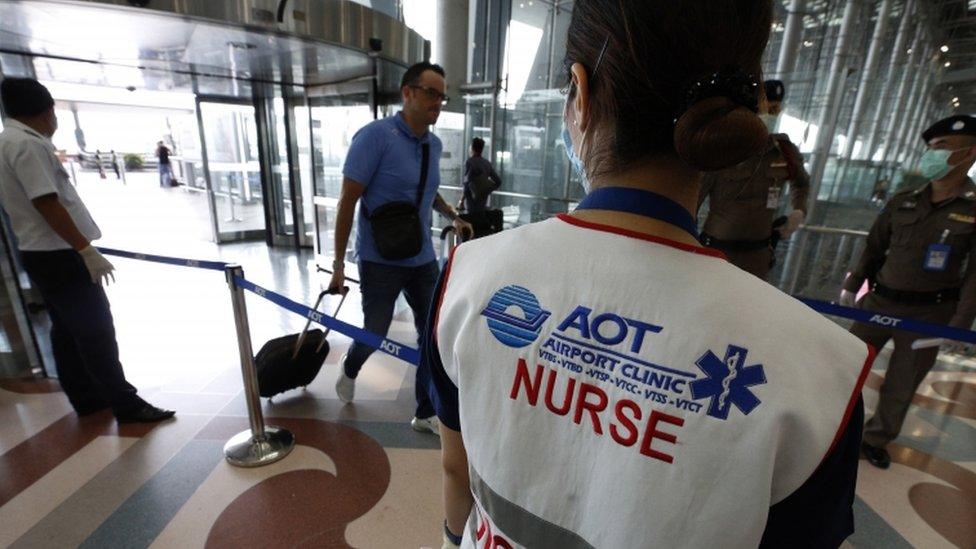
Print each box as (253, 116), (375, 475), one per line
(690, 345), (767, 420)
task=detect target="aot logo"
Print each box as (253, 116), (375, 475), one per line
(381, 340), (402, 356)
(870, 314), (902, 327)
(482, 286), (551, 348)
(556, 306), (663, 354)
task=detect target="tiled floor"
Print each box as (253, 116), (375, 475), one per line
(1, 175), (974, 547)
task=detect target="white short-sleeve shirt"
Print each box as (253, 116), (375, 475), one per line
(0, 119), (101, 250)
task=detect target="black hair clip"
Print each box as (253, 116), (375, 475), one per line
(683, 70), (761, 115)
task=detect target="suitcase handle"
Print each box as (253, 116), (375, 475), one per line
(292, 286), (349, 359)
(316, 266), (361, 285)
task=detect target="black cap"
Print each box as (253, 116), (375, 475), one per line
(764, 80), (785, 102)
(921, 115), (976, 142)
(0, 78), (54, 118)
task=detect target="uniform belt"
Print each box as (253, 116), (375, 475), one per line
(700, 233), (771, 252)
(871, 282), (960, 305)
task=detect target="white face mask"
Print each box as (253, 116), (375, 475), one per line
(562, 101), (590, 193)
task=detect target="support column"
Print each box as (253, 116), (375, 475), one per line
(806, 0), (862, 220)
(879, 28), (923, 165)
(840, 0), (894, 160)
(893, 67), (933, 165)
(863, 0), (914, 160)
(435, 0), (470, 114)
(775, 0), (806, 83)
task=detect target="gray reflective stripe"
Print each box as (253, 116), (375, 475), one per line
(469, 467), (594, 549)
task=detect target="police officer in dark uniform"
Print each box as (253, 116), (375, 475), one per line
(841, 114), (976, 469)
(698, 80), (810, 279)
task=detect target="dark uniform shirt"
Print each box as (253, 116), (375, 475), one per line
(462, 155), (501, 213)
(845, 179), (976, 329)
(699, 134), (810, 241)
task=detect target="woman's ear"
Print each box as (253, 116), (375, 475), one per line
(570, 62), (591, 134)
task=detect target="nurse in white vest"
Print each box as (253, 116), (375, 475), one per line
(422, 1), (874, 547)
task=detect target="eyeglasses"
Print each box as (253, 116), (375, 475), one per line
(409, 85), (450, 105)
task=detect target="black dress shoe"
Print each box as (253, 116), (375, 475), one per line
(75, 403), (111, 417)
(862, 442), (891, 469)
(115, 403), (176, 424)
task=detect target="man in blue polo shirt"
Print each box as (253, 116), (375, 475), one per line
(327, 62), (473, 435)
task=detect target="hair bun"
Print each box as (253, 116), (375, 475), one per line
(674, 96), (769, 172)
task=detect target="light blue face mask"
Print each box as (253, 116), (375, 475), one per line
(760, 114), (780, 133)
(562, 125), (589, 193)
(918, 148), (965, 181)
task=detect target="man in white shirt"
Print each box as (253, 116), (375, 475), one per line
(0, 78), (174, 423)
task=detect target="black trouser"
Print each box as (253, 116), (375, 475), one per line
(20, 249), (140, 415)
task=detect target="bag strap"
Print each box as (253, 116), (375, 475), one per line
(416, 142), (431, 207)
(361, 141), (431, 219)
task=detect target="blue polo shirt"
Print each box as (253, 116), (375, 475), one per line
(343, 113), (443, 267)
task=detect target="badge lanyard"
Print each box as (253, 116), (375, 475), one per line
(923, 229), (951, 273)
(574, 187), (699, 240)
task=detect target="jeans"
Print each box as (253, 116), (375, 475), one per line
(158, 163), (173, 187)
(344, 260), (438, 418)
(20, 249), (140, 415)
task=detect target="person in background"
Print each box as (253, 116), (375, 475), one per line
(698, 79), (810, 279)
(327, 62), (473, 435)
(423, 1), (873, 547)
(110, 149), (121, 180)
(459, 137), (501, 214)
(156, 140), (173, 187)
(841, 114), (976, 470)
(94, 149), (106, 179)
(0, 78), (175, 423)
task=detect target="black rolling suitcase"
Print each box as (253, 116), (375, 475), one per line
(255, 287), (347, 398)
(460, 209), (503, 239)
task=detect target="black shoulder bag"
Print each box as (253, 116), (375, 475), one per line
(362, 143), (431, 261)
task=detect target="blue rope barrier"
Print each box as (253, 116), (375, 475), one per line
(96, 246), (976, 358)
(97, 247), (230, 271)
(795, 297), (976, 345)
(233, 276), (422, 365)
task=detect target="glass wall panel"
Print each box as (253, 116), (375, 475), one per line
(199, 102), (266, 239)
(462, 0), (577, 229)
(309, 97), (374, 260)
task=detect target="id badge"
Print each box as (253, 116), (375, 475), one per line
(766, 185), (782, 209)
(923, 243), (951, 272)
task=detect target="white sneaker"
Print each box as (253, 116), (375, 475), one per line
(335, 355), (355, 403)
(411, 416), (440, 436)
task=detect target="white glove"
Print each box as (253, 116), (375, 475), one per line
(838, 289), (856, 308)
(441, 532), (460, 549)
(78, 246), (115, 285)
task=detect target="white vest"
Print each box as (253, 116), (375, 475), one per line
(434, 215), (872, 549)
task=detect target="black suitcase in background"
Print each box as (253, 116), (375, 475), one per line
(460, 209), (503, 239)
(255, 287), (347, 399)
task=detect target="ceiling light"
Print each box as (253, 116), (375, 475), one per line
(907, 48), (913, 54)
(941, 45), (950, 53)
(954, 97), (960, 102)
(803, 40), (814, 47)
(945, 61), (952, 67)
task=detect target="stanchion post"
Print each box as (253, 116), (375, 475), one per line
(222, 264), (295, 467)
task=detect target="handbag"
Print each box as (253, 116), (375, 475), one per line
(362, 143), (431, 261)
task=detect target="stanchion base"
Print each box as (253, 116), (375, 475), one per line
(223, 426), (295, 468)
